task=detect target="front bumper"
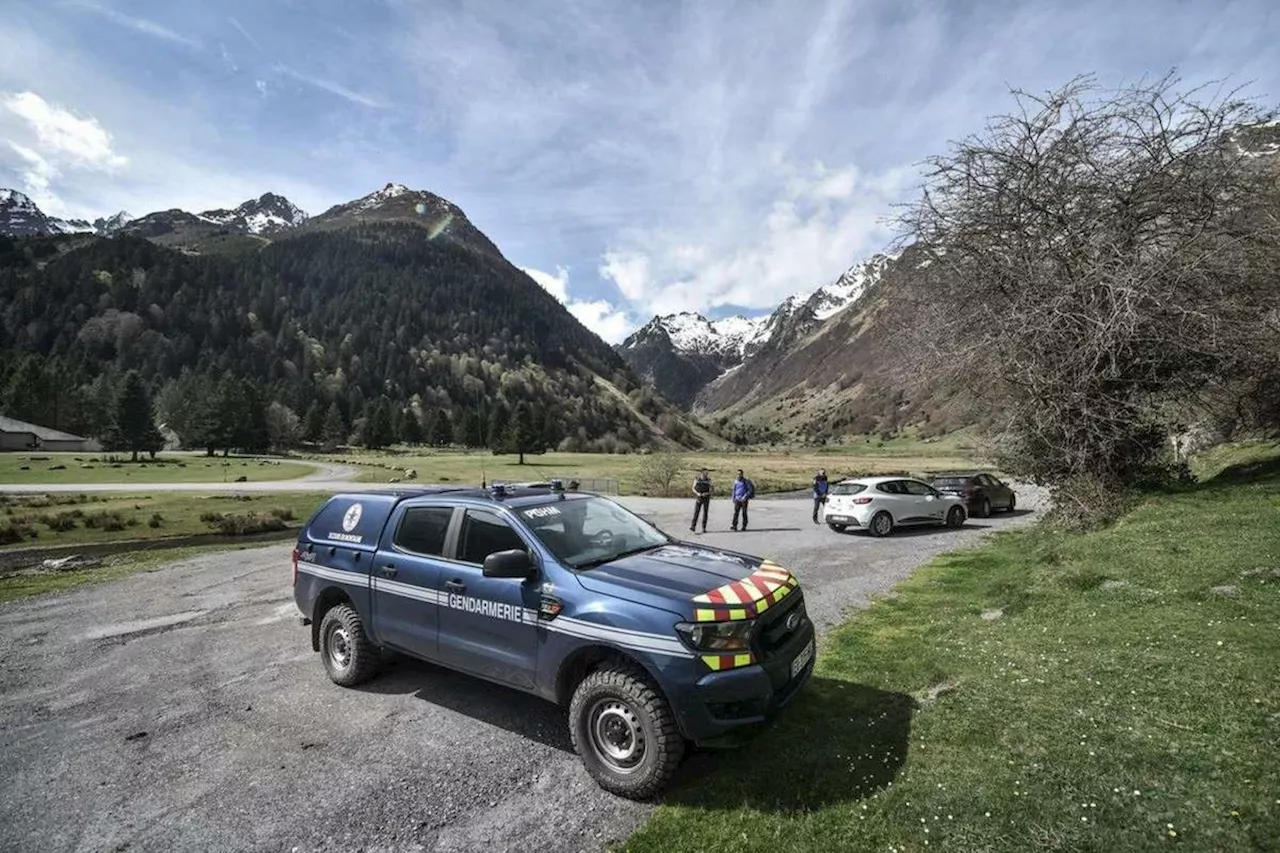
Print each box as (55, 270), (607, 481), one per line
(671, 620), (816, 744)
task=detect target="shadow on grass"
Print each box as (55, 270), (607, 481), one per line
(666, 676), (915, 812)
(1206, 454), (1280, 486)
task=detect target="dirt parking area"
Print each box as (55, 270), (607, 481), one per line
(0, 492), (1045, 853)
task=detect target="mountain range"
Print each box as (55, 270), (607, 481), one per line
(0, 189), (132, 238)
(0, 182), (716, 453)
(618, 253), (894, 409)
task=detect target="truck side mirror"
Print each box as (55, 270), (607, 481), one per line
(483, 548), (534, 579)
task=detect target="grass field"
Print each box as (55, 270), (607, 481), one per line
(623, 455), (1280, 852)
(0, 453), (315, 485)
(0, 492), (330, 551)
(310, 439), (983, 495)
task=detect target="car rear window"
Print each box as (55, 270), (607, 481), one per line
(831, 483), (867, 496)
(932, 477), (971, 488)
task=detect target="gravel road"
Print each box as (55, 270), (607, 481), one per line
(0, 490), (1046, 853)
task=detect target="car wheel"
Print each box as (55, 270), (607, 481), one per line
(319, 604), (380, 687)
(976, 498), (991, 518)
(868, 511), (894, 537)
(1007, 495), (1017, 513)
(827, 523), (848, 533)
(945, 506), (965, 528)
(569, 661), (684, 800)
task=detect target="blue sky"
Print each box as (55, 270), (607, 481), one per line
(2, 0), (1277, 341)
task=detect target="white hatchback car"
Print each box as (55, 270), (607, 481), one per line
(823, 476), (967, 537)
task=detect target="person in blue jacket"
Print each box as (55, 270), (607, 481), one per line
(811, 469), (829, 524)
(731, 469), (755, 531)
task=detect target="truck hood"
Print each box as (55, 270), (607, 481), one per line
(575, 543), (772, 615)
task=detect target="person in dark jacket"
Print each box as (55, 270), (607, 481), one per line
(731, 469), (755, 531)
(690, 469), (712, 533)
(812, 469), (829, 524)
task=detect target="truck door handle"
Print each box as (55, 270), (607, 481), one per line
(445, 580), (466, 593)
(380, 564), (397, 578)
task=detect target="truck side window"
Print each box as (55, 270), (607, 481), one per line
(395, 507), (452, 556)
(458, 510), (527, 565)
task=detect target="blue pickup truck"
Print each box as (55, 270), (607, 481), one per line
(292, 483), (815, 798)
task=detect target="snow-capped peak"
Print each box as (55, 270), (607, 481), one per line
(196, 193), (307, 234)
(356, 182), (412, 211)
(0, 189), (39, 212)
(632, 311), (769, 358)
(808, 253), (894, 320)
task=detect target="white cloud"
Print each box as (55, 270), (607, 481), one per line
(599, 160), (918, 317)
(276, 65), (388, 109)
(3, 91), (127, 170)
(229, 16), (263, 53)
(522, 265), (633, 344)
(1, 91), (129, 213)
(64, 1), (200, 49)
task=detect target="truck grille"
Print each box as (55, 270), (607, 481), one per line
(756, 591), (806, 658)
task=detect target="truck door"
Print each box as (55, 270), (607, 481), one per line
(437, 508), (540, 689)
(371, 504), (455, 660)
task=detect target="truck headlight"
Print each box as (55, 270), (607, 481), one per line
(675, 620), (755, 652)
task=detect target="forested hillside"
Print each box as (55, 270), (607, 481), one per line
(0, 225), (704, 453)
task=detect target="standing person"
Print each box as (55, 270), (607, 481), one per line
(811, 469), (829, 524)
(690, 469), (712, 533)
(731, 469), (755, 531)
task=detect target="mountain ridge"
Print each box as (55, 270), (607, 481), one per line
(618, 252), (896, 409)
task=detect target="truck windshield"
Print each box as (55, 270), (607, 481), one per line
(517, 496), (671, 569)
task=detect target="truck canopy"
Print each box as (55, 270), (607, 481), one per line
(300, 491), (446, 553)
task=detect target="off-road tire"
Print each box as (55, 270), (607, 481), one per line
(569, 661), (684, 800)
(945, 506), (966, 528)
(319, 604), (380, 687)
(828, 522), (848, 533)
(976, 498), (992, 518)
(868, 511), (894, 538)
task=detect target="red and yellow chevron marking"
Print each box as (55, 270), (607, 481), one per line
(692, 560), (799, 623)
(701, 652), (756, 671)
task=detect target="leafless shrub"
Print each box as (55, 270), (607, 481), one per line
(896, 72), (1280, 524)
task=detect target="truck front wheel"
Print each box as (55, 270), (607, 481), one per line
(318, 603), (379, 687)
(569, 662), (683, 799)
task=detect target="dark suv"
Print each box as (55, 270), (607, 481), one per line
(928, 471), (1017, 517)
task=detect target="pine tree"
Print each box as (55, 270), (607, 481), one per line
(237, 381), (270, 453)
(432, 410), (453, 446)
(487, 404), (508, 451)
(209, 376), (242, 456)
(401, 408), (423, 445)
(361, 401), (394, 449)
(322, 403), (346, 450)
(505, 402), (533, 465)
(113, 371), (163, 461)
(463, 410), (485, 448)
(303, 400), (326, 442)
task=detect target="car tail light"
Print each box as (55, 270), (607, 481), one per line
(291, 547), (300, 585)
(853, 497), (873, 504)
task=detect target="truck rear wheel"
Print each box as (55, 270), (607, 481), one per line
(319, 603), (379, 687)
(569, 661), (683, 799)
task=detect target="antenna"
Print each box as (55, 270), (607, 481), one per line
(481, 454), (487, 490)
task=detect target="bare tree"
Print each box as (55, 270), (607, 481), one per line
(897, 73), (1280, 524)
(634, 451), (687, 497)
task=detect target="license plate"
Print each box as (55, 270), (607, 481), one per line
(827, 514), (850, 523)
(790, 639), (814, 679)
